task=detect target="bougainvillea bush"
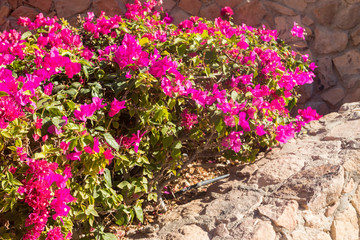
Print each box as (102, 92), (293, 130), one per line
(0, 0), (321, 238)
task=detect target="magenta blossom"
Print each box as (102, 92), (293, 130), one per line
(48, 125), (63, 135)
(66, 149), (82, 161)
(220, 6), (234, 17)
(103, 149), (114, 160)
(108, 98), (126, 117)
(222, 131), (243, 152)
(60, 141), (70, 153)
(35, 117), (43, 129)
(291, 22), (306, 40)
(181, 109), (198, 130)
(64, 61), (81, 78)
(43, 82), (53, 95)
(297, 106), (322, 124)
(255, 125), (267, 136)
(130, 130), (147, 153)
(275, 124), (295, 143)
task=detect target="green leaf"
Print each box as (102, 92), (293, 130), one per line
(216, 118), (225, 133)
(176, 44), (187, 56)
(85, 205), (99, 217)
(65, 88), (78, 97)
(21, 31), (32, 40)
(147, 192), (157, 202)
(102, 233), (118, 240)
(139, 37), (149, 46)
(133, 206), (144, 223)
(162, 136), (173, 148)
(103, 133), (120, 151)
(34, 152), (46, 159)
(117, 181), (131, 190)
(103, 168), (112, 188)
(172, 140), (182, 150)
(0, 91), (9, 97)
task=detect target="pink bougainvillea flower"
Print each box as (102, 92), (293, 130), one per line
(43, 82), (53, 95)
(103, 149), (114, 160)
(291, 22), (306, 40)
(64, 61), (81, 78)
(33, 133), (40, 141)
(66, 149), (82, 161)
(302, 54), (309, 62)
(62, 116), (68, 126)
(74, 103), (96, 121)
(255, 125), (267, 136)
(221, 131), (243, 152)
(181, 109), (198, 130)
(238, 112), (251, 131)
(93, 137), (100, 153)
(35, 117), (43, 129)
(275, 124), (295, 143)
(309, 62), (318, 71)
(130, 130), (147, 153)
(108, 98), (126, 117)
(16, 147), (27, 161)
(84, 146), (93, 154)
(9, 166), (16, 174)
(48, 125), (63, 135)
(224, 115), (236, 127)
(60, 141), (70, 153)
(163, 12), (173, 24)
(220, 6), (234, 17)
(297, 106), (322, 124)
(42, 134), (48, 141)
(46, 227), (64, 240)
(0, 118), (8, 129)
(92, 97), (107, 110)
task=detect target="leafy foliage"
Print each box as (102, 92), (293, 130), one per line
(0, 0), (320, 239)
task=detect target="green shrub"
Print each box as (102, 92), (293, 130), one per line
(0, 0), (320, 238)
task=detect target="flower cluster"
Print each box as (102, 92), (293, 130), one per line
(0, 1), (321, 239)
(18, 160), (74, 239)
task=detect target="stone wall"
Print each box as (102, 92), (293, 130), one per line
(1, 0), (360, 115)
(125, 101), (360, 240)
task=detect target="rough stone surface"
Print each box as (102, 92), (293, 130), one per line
(215, 0), (242, 8)
(321, 87), (345, 106)
(282, 0), (307, 12)
(298, 83), (313, 104)
(199, 3), (220, 21)
(330, 204), (359, 240)
(124, 102), (360, 240)
(344, 88), (360, 102)
(258, 200), (299, 230)
(315, 57), (337, 90)
(351, 24), (360, 46)
(170, 8), (190, 26)
(179, 0), (202, 16)
(0, 3), (11, 26)
(335, 4), (360, 30)
(27, 0), (52, 13)
(11, 6), (38, 21)
(55, 0), (91, 18)
(93, 0), (124, 16)
(8, 0), (19, 10)
(160, 0), (176, 12)
(313, 2), (340, 25)
(314, 27), (348, 54)
(233, 0), (266, 27)
(263, 1), (296, 16)
(333, 50), (360, 78)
